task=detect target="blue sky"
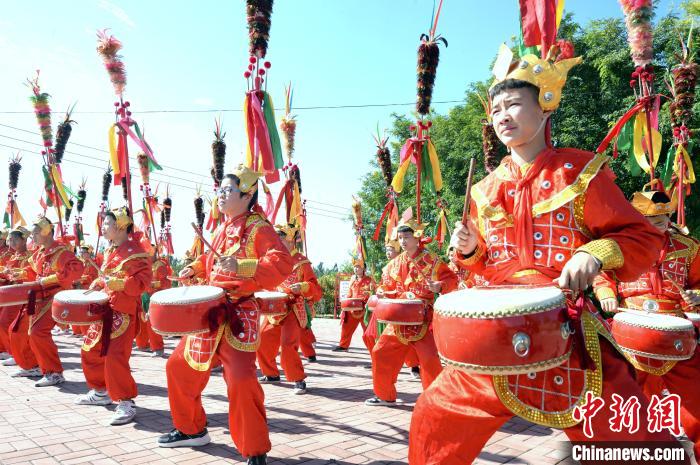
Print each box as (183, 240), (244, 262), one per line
(0, 0), (678, 266)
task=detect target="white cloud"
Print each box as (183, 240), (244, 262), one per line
(98, 0), (136, 28)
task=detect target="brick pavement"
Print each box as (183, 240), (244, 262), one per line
(0, 318), (694, 464)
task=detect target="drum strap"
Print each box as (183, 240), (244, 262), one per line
(567, 294), (595, 371)
(206, 296), (251, 335)
(26, 290), (37, 316)
(94, 304), (113, 356)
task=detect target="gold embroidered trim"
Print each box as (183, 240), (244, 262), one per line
(435, 296), (566, 319)
(40, 275), (59, 286)
(237, 259), (258, 278)
(223, 321), (261, 352)
(531, 154), (609, 216)
(595, 287), (617, 301)
(80, 313), (131, 351)
(244, 214), (266, 258)
(394, 323), (428, 344)
(666, 234), (700, 262)
(618, 346), (692, 361)
(457, 243), (485, 267)
(184, 326), (225, 371)
(49, 246), (71, 271)
(441, 347), (572, 375)
(493, 311), (603, 429)
(577, 239), (624, 270)
(624, 357), (677, 376)
(573, 193), (593, 239)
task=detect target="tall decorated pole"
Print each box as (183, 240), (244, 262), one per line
(4, 154), (25, 228)
(97, 30), (161, 217)
(597, 1), (662, 186)
(95, 165), (112, 253)
(206, 118), (225, 233)
(190, 187), (206, 258)
(243, 0), (284, 184)
(73, 180), (87, 249)
(26, 72), (73, 238)
(137, 152), (161, 250)
(159, 188), (174, 257)
(372, 127), (399, 245)
(390, 1), (445, 241)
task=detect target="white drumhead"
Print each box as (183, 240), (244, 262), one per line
(255, 291), (287, 300)
(151, 285), (224, 305)
(434, 286), (565, 317)
(54, 289), (109, 304)
(378, 298), (423, 305)
(615, 309), (693, 330)
(686, 312), (700, 323)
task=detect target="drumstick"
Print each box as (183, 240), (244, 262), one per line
(461, 157), (477, 226)
(191, 222), (221, 259)
(82, 256), (105, 295)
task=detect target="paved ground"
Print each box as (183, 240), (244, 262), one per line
(0, 318), (692, 465)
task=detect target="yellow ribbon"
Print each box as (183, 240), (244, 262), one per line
(426, 139), (443, 192)
(674, 144), (696, 184)
(108, 124), (120, 177)
(243, 95), (254, 169)
(391, 158), (412, 194)
(50, 165), (70, 206)
(633, 112), (661, 174)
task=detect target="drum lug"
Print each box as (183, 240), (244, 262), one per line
(675, 339), (684, 352)
(560, 321), (572, 340)
(512, 332), (531, 358)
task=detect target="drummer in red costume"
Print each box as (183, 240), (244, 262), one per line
(409, 46), (673, 464)
(363, 238), (401, 353)
(73, 243), (100, 337)
(74, 208), (152, 426)
(135, 250), (170, 357)
(1, 226), (35, 370)
(158, 165), (293, 465)
(9, 216), (83, 387)
(332, 258), (375, 352)
(0, 228), (14, 361)
(256, 223), (322, 394)
(593, 189), (700, 457)
(365, 216), (457, 406)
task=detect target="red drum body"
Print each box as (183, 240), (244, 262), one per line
(52, 290), (108, 325)
(374, 298), (425, 325)
(150, 285), (225, 336)
(685, 312), (700, 332)
(433, 286), (572, 374)
(255, 291), (289, 316)
(366, 295), (379, 312)
(612, 309), (697, 361)
(0, 281), (43, 307)
(340, 298), (365, 312)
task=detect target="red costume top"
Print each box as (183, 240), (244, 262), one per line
(188, 211), (293, 356)
(0, 244), (14, 267)
(344, 274), (376, 320)
(378, 247), (458, 343)
(455, 149), (664, 284)
(79, 258), (100, 289)
(91, 239), (153, 316)
(150, 257), (173, 293)
(269, 250), (322, 327)
(1, 249), (35, 283)
(594, 229), (700, 315)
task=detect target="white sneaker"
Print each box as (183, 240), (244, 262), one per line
(35, 372), (65, 387)
(51, 328), (62, 336)
(11, 366), (41, 377)
(110, 400), (136, 425)
(75, 389), (112, 406)
(0, 351), (10, 360)
(1, 357), (16, 366)
(150, 350), (165, 358)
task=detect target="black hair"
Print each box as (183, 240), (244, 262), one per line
(104, 208), (134, 234)
(397, 225), (414, 234)
(8, 230), (26, 240)
(650, 191), (672, 204)
(488, 79), (540, 104)
(224, 174), (259, 210)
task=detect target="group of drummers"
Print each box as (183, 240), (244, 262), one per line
(2, 50), (700, 465)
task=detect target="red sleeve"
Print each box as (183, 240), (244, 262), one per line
(299, 261), (323, 303)
(435, 260), (459, 294)
(251, 225), (294, 290)
(121, 258), (153, 298)
(454, 198), (488, 276)
(582, 170), (665, 282)
(593, 271), (619, 301)
(55, 250), (84, 289)
(687, 248), (700, 290)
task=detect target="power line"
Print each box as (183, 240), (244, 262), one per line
(305, 205), (350, 217)
(305, 199), (351, 211)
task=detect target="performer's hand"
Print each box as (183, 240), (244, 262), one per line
(218, 256), (238, 274)
(450, 221), (479, 257)
(179, 267), (194, 278)
(680, 290), (700, 307)
(557, 252), (601, 292)
(427, 280), (442, 293)
(290, 283), (302, 294)
(600, 298), (619, 312)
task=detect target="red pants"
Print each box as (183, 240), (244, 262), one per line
(299, 327), (316, 358)
(81, 314), (138, 401)
(404, 346), (419, 368)
(10, 305), (62, 374)
(339, 312), (368, 349)
(166, 335), (271, 457)
(636, 349), (700, 459)
(134, 319), (164, 351)
(371, 330), (442, 401)
(408, 339), (676, 464)
(256, 315), (305, 382)
(0, 306), (22, 356)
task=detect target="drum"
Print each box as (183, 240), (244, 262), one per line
(433, 286), (572, 374)
(686, 312), (700, 332)
(366, 295), (379, 312)
(149, 285), (225, 336)
(255, 291), (289, 316)
(613, 309), (696, 361)
(340, 297), (365, 312)
(52, 290), (109, 325)
(0, 281), (43, 307)
(374, 298), (425, 325)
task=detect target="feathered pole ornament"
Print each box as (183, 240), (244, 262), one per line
(372, 127), (399, 245)
(207, 118), (226, 232)
(137, 151), (160, 251)
(597, 1), (660, 185)
(4, 154), (25, 228)
(663, 26), (698, 227)
(159, 187), (173, 256)
(95, 165), (112, 253)
(191, 187), (206, 258)
(280, 82), (297, 164)
(26, 71), (71, 236)
(478, 93), (504, 172)
(416, 0), (447, 116)
(73, 179), (87, 248)
(351, 197), (368, 269)
(242, 1), (283, 184)
(54, 104), (76, 165)
(97, 29), (161, 216)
